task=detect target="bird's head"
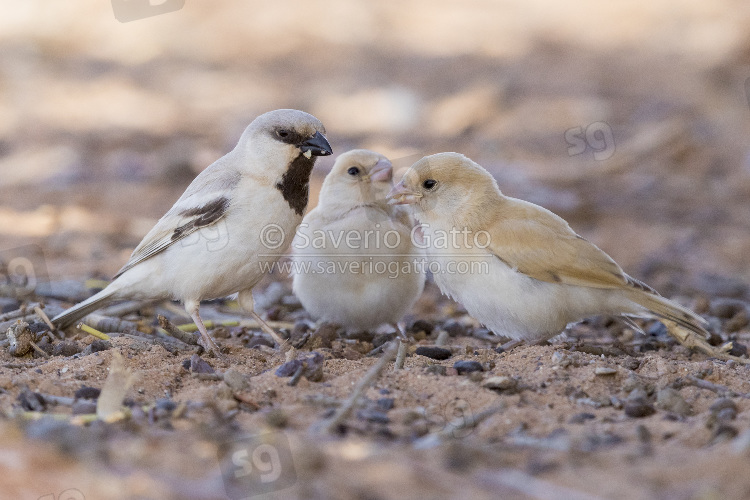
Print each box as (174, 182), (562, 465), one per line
(238, 109), (332, 215)
(387, 152), (500, 226)
(240, 109), (332, 167)
(318, 149), (394, 209)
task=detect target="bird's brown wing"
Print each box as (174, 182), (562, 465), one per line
(485, 198), (631, 290)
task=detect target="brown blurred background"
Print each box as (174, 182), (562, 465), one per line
(1, 0), (750, 297)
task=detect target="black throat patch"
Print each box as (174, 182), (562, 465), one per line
(276, 154), (316, 216)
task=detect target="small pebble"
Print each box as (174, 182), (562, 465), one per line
(453, 360), (483, 375)
(223, 368), (249, 392)
(710, 398), (737, 421)
(274, 352), (324, 382)
(655, 388), (692, 417)
(569, 412), (596, 424)
(624, 397), (656, 418)
(594, 367), (617, 376)
(7, 322), (34, 357)
(424, 365), (447, 376)
(408, 319), (434, 336)
(729, 342), (748, 358)
(53, 341), (81, 357)
(377, 398), (395, 411)
(415, 346), (452, 360)
(266, 409), (288, 428)
(74, 386), (101, 400)
(89, 340), (112, 353)
(482, 376), (517, 392)
(17, 389), (45, 412)
(442, 320), (466, 337)
(357, 409), (390, 424)
(189, 354), (215, 374)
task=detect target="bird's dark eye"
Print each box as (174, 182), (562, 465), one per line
(277, 129), (290, 138)
(423, 179), (437, 190)
(347, 167), (360, 176)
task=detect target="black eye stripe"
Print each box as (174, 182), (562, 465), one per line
(272, 128), (306, 145)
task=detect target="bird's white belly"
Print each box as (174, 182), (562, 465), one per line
(121, 196), (300, 302)
(430, 250), (622, 341)
(292, 211), (425, 330)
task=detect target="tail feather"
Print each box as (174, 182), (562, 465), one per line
(627, 290), (709, 338)
(51, 287), (118, 329)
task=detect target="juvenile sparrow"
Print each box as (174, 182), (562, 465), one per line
(292, 149), (425, 333)
(53, 109), (332, 353)
(388, 152), (713, 348)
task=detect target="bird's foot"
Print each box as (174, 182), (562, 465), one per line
(198, 332), (227, 360)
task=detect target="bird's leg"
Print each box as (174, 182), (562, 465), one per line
(238, 289), (288, 349)
(396, 321), (411, 342)
(185, 300), (223, 357)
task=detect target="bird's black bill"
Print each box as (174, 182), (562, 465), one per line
(299, 131), (333, 156)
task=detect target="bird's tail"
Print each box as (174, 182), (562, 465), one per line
(626, 290), (709, 338)
(51, 286), (118, 329)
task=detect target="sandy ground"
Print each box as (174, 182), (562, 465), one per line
(2, 1), (750, 499)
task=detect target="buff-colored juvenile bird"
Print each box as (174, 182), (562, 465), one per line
(388, 152), (716, 351)
(292, 149), (425, 333)
(52, 109), (332, 353)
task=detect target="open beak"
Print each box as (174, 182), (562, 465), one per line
(387, 180), (421, 205)
(365, 159), (393, 183)
(299, 131), (333, 158)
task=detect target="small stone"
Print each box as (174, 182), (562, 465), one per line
(442, 320), (466, 337)
(725, 310), (749, 333)
(53, 341), (81, 357)
(729, 342), (748, 358)
(594, 367), (617, 376)
(189, 354), (215, 374)
(415, 346), (452, 360)
(453, 360), (483, 375)
(408, 319), (434, 336)
(709, 398), (737, 420)
(17, 389), (45, 412)
(377, 398), (395, 411)
(74, 386), (101, 400)
(247, 335), (275, 349)
(709, 298), (748, 319)
(624, 397), (656, 418)
(223, 368), (249, 392)
(424, 364), (447, 376)
(266, 409), (288, 428)
(483, 376), (517, 392)
(569, 412), (596, 424)
(357, 409), (390, 424)
(89, 340), (111, 353)
(274, 352), (324, 382)
(7, 321), (34, 357)
(655, 388), (692, 417)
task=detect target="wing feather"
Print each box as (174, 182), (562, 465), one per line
(486, 198), (630, 290)
(113, 161), (241, 279)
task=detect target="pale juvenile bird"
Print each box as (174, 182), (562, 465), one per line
(388, 152), (713, 348)
(53, 109), (332, 353)
(292, 149), (425, 334)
